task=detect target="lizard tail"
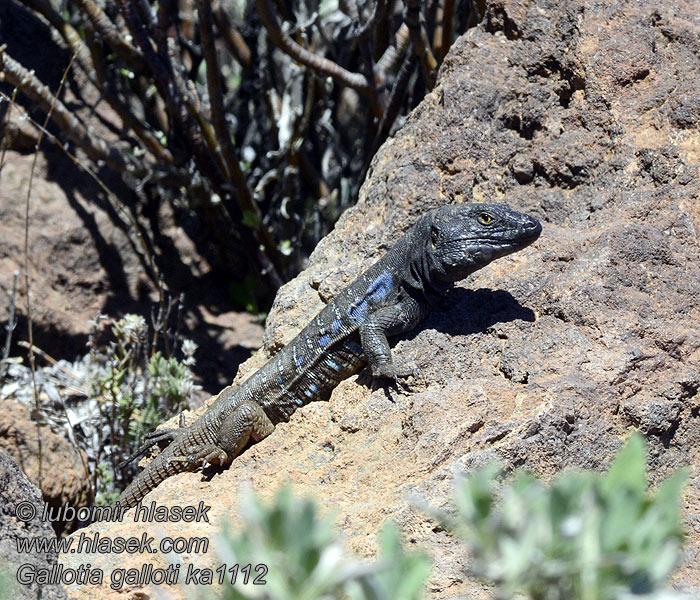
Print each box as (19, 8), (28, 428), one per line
(114, 443), (194, 509)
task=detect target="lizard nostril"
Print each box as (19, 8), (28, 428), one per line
(524, 218), (541, 232)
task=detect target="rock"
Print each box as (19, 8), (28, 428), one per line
(0, 451), (68, 600)
(0, 399), (91, 534)
(59, 0), (700, 597)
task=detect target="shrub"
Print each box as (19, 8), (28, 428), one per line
(436, 435), (687, 600)
(215, 486), (430, 600)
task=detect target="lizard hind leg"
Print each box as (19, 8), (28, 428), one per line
(171, 401), (276, 470)
(213, 400), (276, 464)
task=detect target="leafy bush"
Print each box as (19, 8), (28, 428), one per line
(215, 486), (430, 600)
(0, 566), (16, 600)
(436, 435), (687, 600)
(165, 436), (690, 600)
(84, 312), (200, 503)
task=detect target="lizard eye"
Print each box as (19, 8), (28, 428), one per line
(478, 213), (493, 225)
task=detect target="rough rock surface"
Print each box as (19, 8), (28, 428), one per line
(0, 451), (68, 600)
(0, 398), (91, 535)
(60, 0), (700, 598)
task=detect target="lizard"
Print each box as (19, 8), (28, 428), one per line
(115, 203), (541, 508)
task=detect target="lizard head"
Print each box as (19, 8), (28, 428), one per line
(427, 203), (541, 282)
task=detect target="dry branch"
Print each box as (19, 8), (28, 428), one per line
(0, 45), (140, 176)
(256, 0), (371, 95)
(19, 0), (95, 78)
(404, 0), (437, 89)
(439, 0), (455, 63)
(0, 271), (19, 385)
(212, 0), (252, 70)
(375, 23), (411, 77)
(72, 0), (144, 69)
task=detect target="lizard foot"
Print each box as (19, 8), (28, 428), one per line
(201, 447), (231, 468)
(370, 361), (419, 392)
(118, 427), (182, 469)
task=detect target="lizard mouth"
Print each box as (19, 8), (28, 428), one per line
(457, 235), (538, 248)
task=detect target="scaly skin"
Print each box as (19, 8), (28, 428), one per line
(116, 203), (541, 508)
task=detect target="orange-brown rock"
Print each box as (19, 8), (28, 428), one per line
(0, 399), (91, 533)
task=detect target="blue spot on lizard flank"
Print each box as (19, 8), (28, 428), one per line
(295, 397), (304, 405)
(343, 340), (363, 354)
(309, 383), (320, 393)
(347, 299), (369, 323)
(347, 270), (394, 324)
(295, 355), (305, 367)
(277, 375), (283, 386)
(319, 334), (331, 348)
(304, 388), (314, 398)
(366, 270), (394, 302)
(331, 319), (342, 333)
(326, 358), (341, 371)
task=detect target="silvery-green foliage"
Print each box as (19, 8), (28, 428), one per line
(215, 486), (429, 600)
(436, 435), (687, 600)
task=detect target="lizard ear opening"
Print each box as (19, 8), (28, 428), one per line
(431, 225), (440, 247)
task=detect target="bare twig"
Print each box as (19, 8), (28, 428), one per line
(404, 0), (438, 89)
(171, 293), (185, 357)
(18, 0), (170, 166)
(23, 53), (76, 490)
(375, 23), (411, 78)
(198, 0), (284, 285)
(71, 0), (144, 69)
(256, 0), (371, 95)
(357, 0), (387, 41)
(197, 0), (240, 182)
(355, 0), (385, 118)
(16, 344), (92, 488)
(16, 340), (85, 387)
(439, 0), (456, 63)
(116, 0), (222, 185)
(0, 87), (18, 175)
(0, 91), (162, 284)
(365, 51), (418, 175)
(18, 0), (96, 80)
(0, 271), (19, 386)
(151, 291), (174, 356)
(0, 45), (140, 176)
(212, 0), (252, 71)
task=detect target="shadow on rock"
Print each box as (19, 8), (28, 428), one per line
(427, 287), (535, 336)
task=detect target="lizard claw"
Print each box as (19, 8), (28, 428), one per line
(371, 375), (396, 393)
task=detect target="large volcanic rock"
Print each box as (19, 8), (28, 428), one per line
(60, 0), (700, 598)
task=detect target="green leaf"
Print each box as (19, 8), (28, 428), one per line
(241, 209), (261, 229)
(441, 434), (687, 600)
(601, 434), (647, 498)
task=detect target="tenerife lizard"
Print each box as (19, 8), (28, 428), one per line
(116, 203), (541, 508)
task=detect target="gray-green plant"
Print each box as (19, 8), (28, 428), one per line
(0, 565), (16, 600)
(193, 436), (689, 600)
(87, 313), (199, 504)
(214, 486), (429, 600)
(435, 435), (687, 600)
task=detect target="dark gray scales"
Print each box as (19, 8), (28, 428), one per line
(115, 203), (541, 508)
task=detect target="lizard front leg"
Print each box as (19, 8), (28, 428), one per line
(359, 296), (427, 380)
